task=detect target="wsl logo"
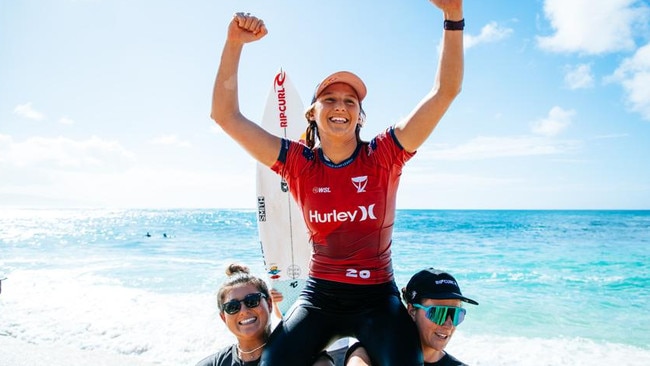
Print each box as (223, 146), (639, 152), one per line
(312, 186), (331, 194)
(309, 204), (377, 223)
(274, 71), (289, 128)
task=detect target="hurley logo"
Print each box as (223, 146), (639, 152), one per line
(308, 204), (377, 223)
(351, 176), (368, 193)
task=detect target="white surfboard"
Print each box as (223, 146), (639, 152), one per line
(256, 69), (311, 315)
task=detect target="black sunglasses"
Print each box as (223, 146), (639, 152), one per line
(222, 292), (266, 315)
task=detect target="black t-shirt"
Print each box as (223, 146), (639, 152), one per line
(425, 352), (467, 366)
(195, 344), (260, 366)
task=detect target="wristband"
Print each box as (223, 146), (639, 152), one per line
(444, 19), (465, 31)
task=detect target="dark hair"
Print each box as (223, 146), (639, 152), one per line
(216, 263), (270, 312)
(306, 120), (318, 149)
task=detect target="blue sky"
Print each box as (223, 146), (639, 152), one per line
(1, 0), (649, 209)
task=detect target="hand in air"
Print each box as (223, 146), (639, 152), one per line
(429, 0), (463, 13)
(270, 288), (284, 303)
(228, 12), (268, 44)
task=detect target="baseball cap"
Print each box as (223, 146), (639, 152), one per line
(311, 71), (367, 104)
(404, 268), (479, 305)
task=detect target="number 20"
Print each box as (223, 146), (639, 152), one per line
(346, 268), (371, 279)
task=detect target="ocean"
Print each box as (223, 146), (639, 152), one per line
(1, 208), (649, 365)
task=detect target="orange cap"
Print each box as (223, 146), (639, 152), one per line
(311, 71), (367, 103)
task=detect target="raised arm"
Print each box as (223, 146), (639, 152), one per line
(211, 13), (282, 167)
(393, 0), (464, 153)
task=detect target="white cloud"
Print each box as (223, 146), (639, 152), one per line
(0, 135), (135, 171)
(149, 135), (192, 148)
(589, 133), (629, 141)
(0, 164), (254, 208)
(13, 103), (45, 121)
(0, 134), (253, 208)
(59, 116), (75, 125)
(564, 63), (594, 89)
(531, 106), (575, 137)
(607, 42), (650, 120)
(403, 171), (522, 187)
(420, 135), (580, 161)
(537, 0), (648, 54)
(465, 22), (513, 49)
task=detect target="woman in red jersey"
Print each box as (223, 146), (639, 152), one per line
(211, 1), (464, 365)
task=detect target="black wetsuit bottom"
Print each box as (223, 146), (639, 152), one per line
(260, 277), (423, 366)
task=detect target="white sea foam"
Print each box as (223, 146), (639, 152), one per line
(448, 333), (650, 366)
(0, 269), (233, 365)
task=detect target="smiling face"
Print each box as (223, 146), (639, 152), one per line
(409, 298), (462, 357)
(309, 82), (362, 141)
(219, 283), (272, 343)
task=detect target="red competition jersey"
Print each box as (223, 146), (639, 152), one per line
(271, 128), (415, 284)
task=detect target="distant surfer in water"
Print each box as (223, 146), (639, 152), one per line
(211, 1), (464, 365)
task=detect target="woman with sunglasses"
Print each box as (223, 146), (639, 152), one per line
(211, 1), (464, 365)
(196, 264), (335, 366)
(345, 268), (478, 366)
(196, 263), (272, 366)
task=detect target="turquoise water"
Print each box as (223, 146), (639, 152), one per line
(394, 210), (649, 341)
(1, 209), (649, 365)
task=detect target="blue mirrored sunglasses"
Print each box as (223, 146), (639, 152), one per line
(413, 304), (466, 326)
(222, 292), (266, 315)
